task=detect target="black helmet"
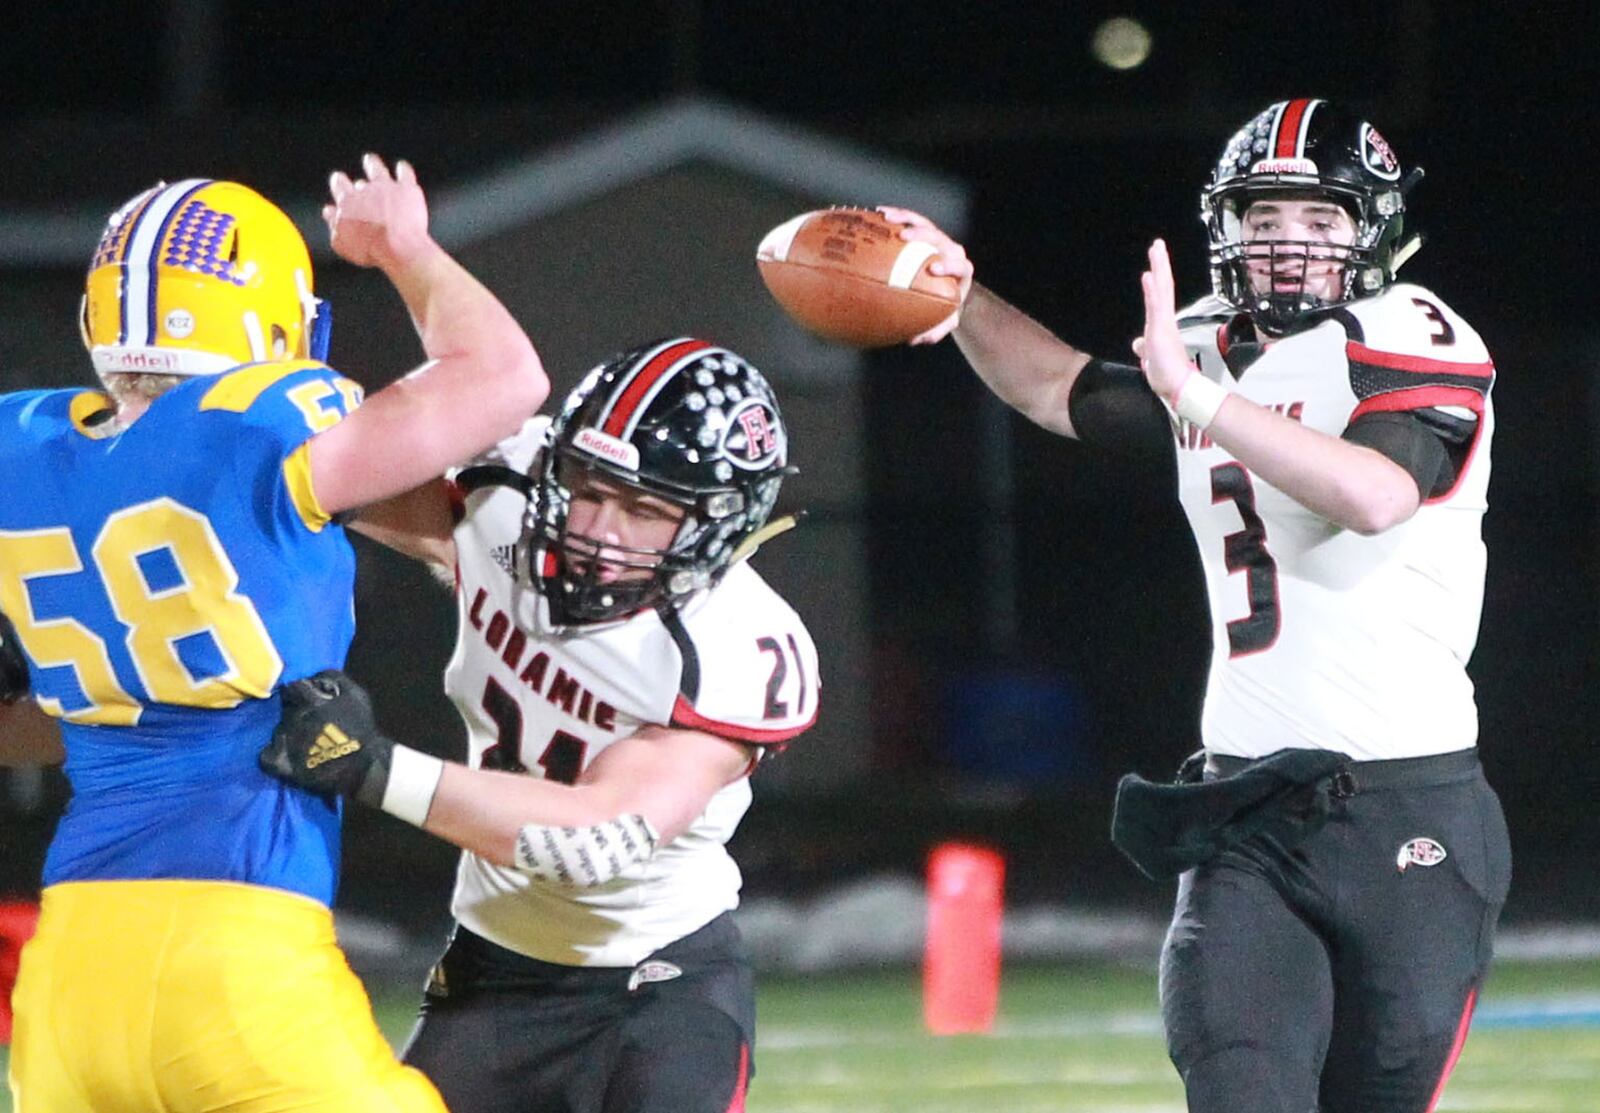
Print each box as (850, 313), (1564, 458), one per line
(1202, 98), (1424, 335)
(528, 338), (791, 626)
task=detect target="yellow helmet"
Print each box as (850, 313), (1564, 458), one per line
(81, 179), (324, 378)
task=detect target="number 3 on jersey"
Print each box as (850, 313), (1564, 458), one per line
(1210, 463), (1280, 657)
(0, 497), (282, 723)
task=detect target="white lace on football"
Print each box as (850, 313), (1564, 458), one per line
(513, 814), (661, 887)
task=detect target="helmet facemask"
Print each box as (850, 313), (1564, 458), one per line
(1207, 184), (1390, 336)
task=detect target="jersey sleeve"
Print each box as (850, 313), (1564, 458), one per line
(1339, 286), (1493, 502)
(1342, 286), (1495, 423)
(665, 571), (819, 750)
(193, 361), (364, 535)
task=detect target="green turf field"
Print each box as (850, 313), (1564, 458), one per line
(5, 959), (1600, 1110)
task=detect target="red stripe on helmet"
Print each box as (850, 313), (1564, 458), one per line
(1274, 99), (1313, 159)
(600, 339), (711, 439)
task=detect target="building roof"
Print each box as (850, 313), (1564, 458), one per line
(1, 96), (967, 266)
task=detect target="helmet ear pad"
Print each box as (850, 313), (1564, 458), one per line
(526, 339), (792, 627)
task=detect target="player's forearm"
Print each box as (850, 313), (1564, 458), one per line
(0, 700), (64, 766)
(381, 240), (550, 446)
(423, 764), (626, 868)
(309, 253), (548, 516)
(1206, 398), (1421, 534)
(953, 284), (1093, 437)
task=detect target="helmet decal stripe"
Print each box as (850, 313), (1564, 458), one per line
(119, 179), (211, 349)
(599, 338), (713, 440)
(1272, 98), (1323, 160)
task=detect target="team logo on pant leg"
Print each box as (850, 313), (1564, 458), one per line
(1396, 837), (1447, 871)
(627, 960), (683, 992)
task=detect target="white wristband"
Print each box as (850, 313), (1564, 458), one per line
(1172, 368), (1229, 429)
(380, 745), (446, 827)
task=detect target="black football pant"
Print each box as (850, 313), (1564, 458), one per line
(402, 913), (754, 1113)
(1159, 748), (1511, 1113)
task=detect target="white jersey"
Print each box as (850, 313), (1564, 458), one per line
(441, 419), (819, 967)
(1171, 285), (1494, 760)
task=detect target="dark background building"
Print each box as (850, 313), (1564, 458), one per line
(2, 2), (1596, 935)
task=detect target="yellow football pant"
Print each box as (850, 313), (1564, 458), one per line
(8, 879), (445, 1113)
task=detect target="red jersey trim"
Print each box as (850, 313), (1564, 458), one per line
(1350, 385), (1486, 421)
(671, 693), (817, 745)
(445, 478), (467, 525)
(1347, 342), (1494, 380)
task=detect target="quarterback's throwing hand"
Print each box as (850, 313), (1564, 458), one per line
(878, 206), (974, 345)
(323, 154), (432, 273)
(260, 670), (395, 808)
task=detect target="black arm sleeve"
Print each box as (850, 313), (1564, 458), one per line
(1342, 409), (1477, 499)
(1066, 359), (1174, 464)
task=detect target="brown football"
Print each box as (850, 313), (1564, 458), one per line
(756, 208), (961, 347)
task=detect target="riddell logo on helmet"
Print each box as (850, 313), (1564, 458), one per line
(1249, 157), (1318, 176)
(98, 349), (183, 372)
(573, 428), (641, 471)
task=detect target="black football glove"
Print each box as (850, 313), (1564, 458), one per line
(1, 611), (31, 704)
(260, 669), (396, 808)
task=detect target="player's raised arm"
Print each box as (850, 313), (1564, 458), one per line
(308, 155), (549, 517)
(880, 206), (1094, 438)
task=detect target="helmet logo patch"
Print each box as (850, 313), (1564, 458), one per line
(163, 308), (195, 339)
(1249, 157), (1318, 176)
(1360, 124), (1401, 181)
(1396, 837), (1447, 872)
(573, 427), (640, 471)
(724, 399), (783, 470)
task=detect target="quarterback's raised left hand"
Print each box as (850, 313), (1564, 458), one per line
(323, 154), (433, 274)
(1133, 238), (1197, 398)
(260, 670), (395, 807)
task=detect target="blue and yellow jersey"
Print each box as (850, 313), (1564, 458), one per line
(0, 362), (365, 905)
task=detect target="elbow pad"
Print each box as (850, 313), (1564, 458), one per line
(512, 814), (660, 887)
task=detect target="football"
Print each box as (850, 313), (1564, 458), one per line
(756, 208), (962, 347)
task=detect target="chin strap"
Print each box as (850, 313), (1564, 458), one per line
(729, 511), (804, 566)
(1389, 234), (1424, 276)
